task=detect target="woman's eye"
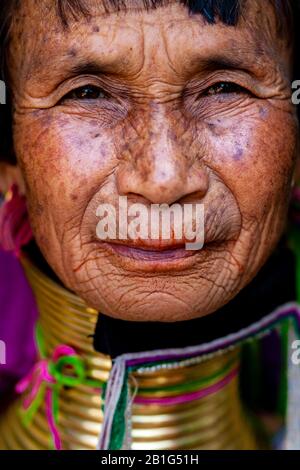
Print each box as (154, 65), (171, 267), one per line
(63, 85), (108, 101)
(205, 82), (247, 96)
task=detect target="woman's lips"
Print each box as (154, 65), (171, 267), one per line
(96, 239), (218, 273)
(104, 241), (198, 262)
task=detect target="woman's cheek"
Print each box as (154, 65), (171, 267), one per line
(206, 107), (297, 220)
(15, 113), (114, 195)
(13, 114), (118, 246)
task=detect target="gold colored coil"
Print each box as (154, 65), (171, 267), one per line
(0, 256), (258, 450)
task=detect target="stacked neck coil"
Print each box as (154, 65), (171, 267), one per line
(0, 256), (257, 450)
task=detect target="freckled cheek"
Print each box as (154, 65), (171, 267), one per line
(13, 120), (122, 253)
(15, 121), (117, 213)
(208, 117), (297, 214)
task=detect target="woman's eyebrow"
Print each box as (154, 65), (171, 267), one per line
(191, 45), (275, 76)
(57, 58), (130, 79)
(198, 57), (254, 72)
(69, 61), (110, 77)
(29, 59), (121, 86)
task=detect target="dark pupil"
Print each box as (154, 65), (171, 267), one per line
(208, 82), (240, 95)
(75, 86), (102, 99)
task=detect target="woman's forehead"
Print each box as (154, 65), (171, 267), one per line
(10, 2), (289, 51)
(9, 0), (291, 30)
(18, 0), (242, 26)
(6, 0), (292, 92)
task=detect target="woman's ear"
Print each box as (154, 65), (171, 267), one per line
(0, 163), (25, 195)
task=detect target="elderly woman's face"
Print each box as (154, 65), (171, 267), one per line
(8, 0), (297, 321)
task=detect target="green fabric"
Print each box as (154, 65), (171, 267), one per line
(278, 318), (290, 417)
(289, 226), (300, 303)
(241, 338), (262, 408)
(109, 371), (129, 450)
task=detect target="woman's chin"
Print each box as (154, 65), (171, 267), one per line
(94, 305), (200, 323)
(81, 289), (226, 323)
(60, 252), (240, 323)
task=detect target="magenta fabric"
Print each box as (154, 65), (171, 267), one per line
(0, 249), (37, 394)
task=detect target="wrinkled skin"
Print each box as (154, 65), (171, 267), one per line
(6, 0), (298, 321)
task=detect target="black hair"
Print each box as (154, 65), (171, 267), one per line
(56, 0), (241, 25)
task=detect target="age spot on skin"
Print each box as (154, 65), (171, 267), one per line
(259, 106), (268, 119)
(67, 48), (77, 57)
(233, 144), (244, 161)
(207, 123), (226, 137)
(34, 203), (44, 217)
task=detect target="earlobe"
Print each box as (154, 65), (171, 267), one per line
(0, 162), (26, 195)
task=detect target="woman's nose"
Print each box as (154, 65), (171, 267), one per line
(116, 115), (209, 205)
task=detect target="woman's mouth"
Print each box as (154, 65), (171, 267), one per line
(98, 240), (205, 273)
(105, 242), (198, 261)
